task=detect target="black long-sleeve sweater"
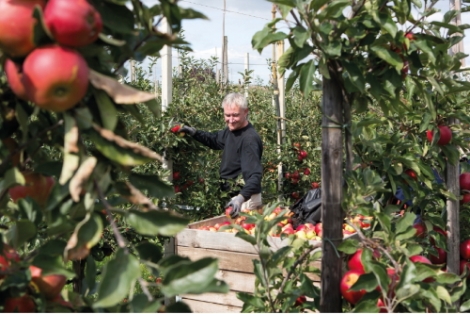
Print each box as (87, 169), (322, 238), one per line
(192, 123), (263, 200)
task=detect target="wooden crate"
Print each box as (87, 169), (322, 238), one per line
(170, 215), (323, 313)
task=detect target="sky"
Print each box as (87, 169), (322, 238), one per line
(139, 0), (470, 85)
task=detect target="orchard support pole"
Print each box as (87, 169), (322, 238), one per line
(446, 0), (463, 285)
(244, 53), (249, 99)
(320, 73), (344, 313)
(160, 18), (176, 307)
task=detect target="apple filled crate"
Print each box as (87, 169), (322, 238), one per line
(170, 214), (361, 313)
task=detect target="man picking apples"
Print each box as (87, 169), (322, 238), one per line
(178, 93), (263, 218)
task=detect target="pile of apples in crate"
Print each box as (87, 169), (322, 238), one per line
(196, 206), (372, 240)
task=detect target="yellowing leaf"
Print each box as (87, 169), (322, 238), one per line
(69, 157), (97, 202)
(89, 70), (157, 104)
(64, 213), (103, 261)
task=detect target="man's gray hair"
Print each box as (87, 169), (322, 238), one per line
(221, 93), (248, 109)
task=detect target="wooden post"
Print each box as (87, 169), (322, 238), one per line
(130, 59), (136, 82)
(320, 72), (344, 313)
(446, 0), (463, 282)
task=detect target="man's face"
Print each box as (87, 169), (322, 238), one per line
(224, 104), (248, 131)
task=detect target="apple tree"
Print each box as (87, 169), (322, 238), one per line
(252, 0), (470, 312)
(0, 0), (231, 312)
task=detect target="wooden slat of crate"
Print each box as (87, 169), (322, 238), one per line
(215, 270), (256, 293)
(177, 229), (258, 254)
(182, 298), (242, 313)
(177, 246), (257, 273)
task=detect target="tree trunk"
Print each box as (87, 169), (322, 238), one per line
(320, 72), (344, 313)
(73, 259), (86, 294)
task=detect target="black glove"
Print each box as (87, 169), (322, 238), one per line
(180, 125), (196, 136)
(225, 194), (245, 218)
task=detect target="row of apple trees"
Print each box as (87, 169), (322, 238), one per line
(243, 0), (470, 312)
(0, 0), (235, 312)
(126, 50), (323, 221)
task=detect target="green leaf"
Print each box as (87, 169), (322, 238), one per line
(129, 173), (174, 199)
(91, 0), (135, 34)
(135, 242), (163, 265)
(235, 231), (257, 245)
(351, 272), (378, 292)
(126, 210), (189, 237)
(436, 285), (452, 304)
(64, 213), (103, 261)
(352, 298), (380, 313)
(161, 257), (228, 297)
(166, 301), (192, 313)
(460, 298), (470, 312)
(343, 61), (366, 93)
(179, 7), (208, 20)
(299, 60), (316, 95)
(252, 26), (288, 53)
(6, 220), (36, 248)
(370, 45), (403, 70)
(93, 88), (118, 131)
(394, 212), (416, 236)
(130, 294), (162, 313)
(293, 26), (310, 48)
(87, 127), (159, 166)
(337, 238), (359, 254)
(94, 249), (140, 308)
(253, 259), (268, 288)
(32, 253), (75, 278)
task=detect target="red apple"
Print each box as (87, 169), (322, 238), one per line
(291, 191), (300, 199)
(377, 298), (388, 313)
(340, 270), (366, 304)
(294, 295), (306, 307)
(4, 59), (29, 101)
(3, 294), (36, 312)
(404, 169), (418, 181)
(461, 194), (470, 204)
(348, 249), (381, 273)
(44, 0), (102, 47)
(298, 150), (308, 159)
(426, 125), (452, 146)
(461, 173), (470, 191)
(405, 32), (415, 41)
(9, 172), (55, 207)
(22, 45), (89, 112)
(0, 244), (20, 279)
(172, 171), (181, 181)
(314, 223), (323, 237)
(410, 255), (432, 264)
(170, 125), (181, 133)
(29, 265), (67, 300)
(311, 182), (320, 189)
(412, 222), (426, 238)
(460, 260), (470, 278)
(291, 178), (299, 184)
(291, 171), (300, 180)
(225, 206), (233, 217)
(460, 239), (470, 260)
(429, 246), (447, 265)
(0, 0), (46, 57)
(303, 168), (311, 175)
(293, 142), (301, 149)
(284, 172), (291, 179)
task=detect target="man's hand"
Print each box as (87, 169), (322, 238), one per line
(225, 194), (245, 218)
(180, 125), (196, 136)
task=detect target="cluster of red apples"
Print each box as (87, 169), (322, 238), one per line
(197, 207), (372, 240)
(460, 172), (470, 204)
(0, 245), (69, 312)
(1, 0), (102, 112)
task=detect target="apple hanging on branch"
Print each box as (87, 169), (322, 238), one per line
(426, 125), (452, 146)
